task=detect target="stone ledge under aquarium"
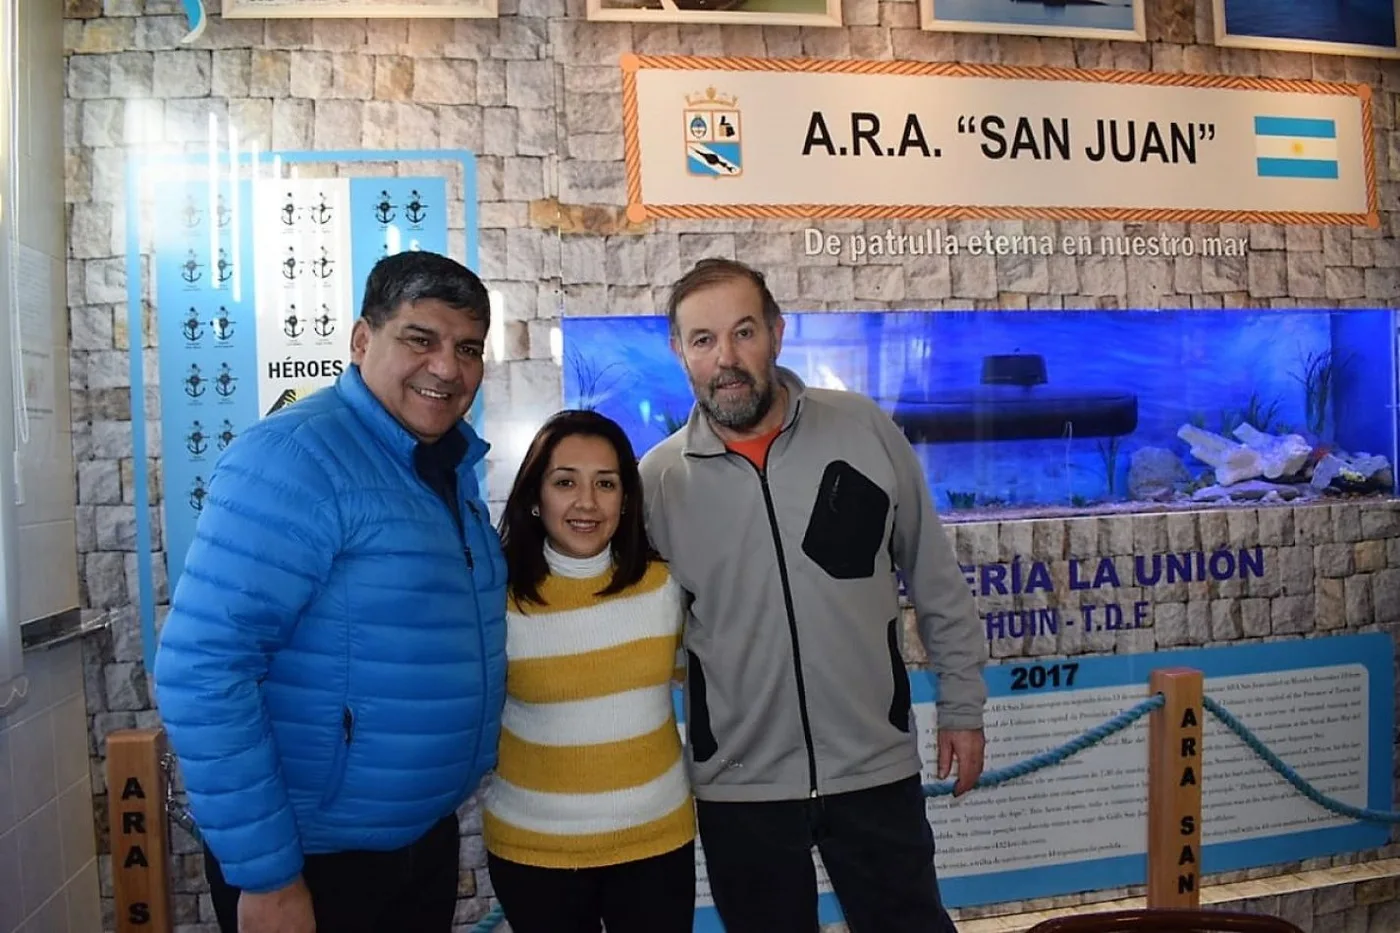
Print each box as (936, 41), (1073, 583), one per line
(561, 307), (1397, 519)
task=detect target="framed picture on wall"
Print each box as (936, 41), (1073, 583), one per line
(1212, 0), (1400, 59)
(221, 0), (497, 17)
(919, 0), (1145, 41)
(585, 0), (841, 28)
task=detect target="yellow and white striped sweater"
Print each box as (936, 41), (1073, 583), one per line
(483, 550), (694, 869)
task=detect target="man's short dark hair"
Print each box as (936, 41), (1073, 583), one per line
(665, 258), (782, 335)
(359, 250), (490, 330)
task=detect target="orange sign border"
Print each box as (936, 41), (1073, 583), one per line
(620, 54), (1379, 229)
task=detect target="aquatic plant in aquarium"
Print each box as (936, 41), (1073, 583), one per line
(561, 308), (1397, 519)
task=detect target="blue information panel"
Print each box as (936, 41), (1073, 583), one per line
(675, 632), (1393, 927)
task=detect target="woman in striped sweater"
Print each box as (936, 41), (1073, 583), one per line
(485, 409), (695, 933)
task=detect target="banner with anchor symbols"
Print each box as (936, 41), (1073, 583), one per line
(153, 170), (449, 588)
(154, 175), (259, 587)
(348, 177), (449, 318)
(252, 178), (355, 418)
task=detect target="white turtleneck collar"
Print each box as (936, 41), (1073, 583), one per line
(544, 540), (613, 579)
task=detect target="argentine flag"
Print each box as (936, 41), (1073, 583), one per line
(1254, 116), (1339, 180)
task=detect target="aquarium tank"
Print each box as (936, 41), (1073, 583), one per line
(561, 308), (1397, 519)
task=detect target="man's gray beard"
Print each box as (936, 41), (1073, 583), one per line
(700, 378), (775, 432)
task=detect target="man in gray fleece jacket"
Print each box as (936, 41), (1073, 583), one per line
(639, 258), (989, 933)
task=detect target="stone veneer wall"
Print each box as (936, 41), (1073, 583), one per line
(60, 0), (1400, 929)
(941, 501), (1400, 663)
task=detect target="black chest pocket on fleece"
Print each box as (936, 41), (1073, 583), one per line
(802, 460), (890, 580)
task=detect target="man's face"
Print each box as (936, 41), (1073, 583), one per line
(350, 298), (487, 443)
(671, 277), (784, 434)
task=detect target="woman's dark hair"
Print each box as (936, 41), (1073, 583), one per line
(499, 409), (655, 606)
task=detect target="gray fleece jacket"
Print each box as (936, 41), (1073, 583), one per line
(639, 367), (988, 803)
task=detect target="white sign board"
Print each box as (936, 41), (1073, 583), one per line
(621, 55), (1378, 228)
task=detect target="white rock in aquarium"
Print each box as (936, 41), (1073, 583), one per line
(1175, 424), (1263, 486)
(1191, 479), (1304, 503)
(1311, 453), (1344, 489)
(1127, 446), (1190, 500)
(1312, 452), (1394, 493)
(1230, 422), (1312, 480)
(1352, 454), (1391, 477)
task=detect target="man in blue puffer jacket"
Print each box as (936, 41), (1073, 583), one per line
(154, 250), (508, 933)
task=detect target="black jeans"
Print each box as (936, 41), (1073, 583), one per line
(486, 841), (696, 933)
(696, 775), (958, 933)
(204, 814), (460, 933)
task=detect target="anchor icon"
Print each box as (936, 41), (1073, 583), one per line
(211, 307), (234, 341)
(216, 248), (234, 285)
(186, 421), (208, 456)
(312, 247), (334, 280)
(284, 307), (304, 339)
(217, 420), (237, 451)
(282, 246), (299, 281)
(214, 363), (238, 398)
(216, 193), (232, 228)
(181, 194), (201, 229)
(310, 193), (333, 225)
(180, 250), (203, 285)
(313, 305), (335, 338)
(189, 476), (208, 512)
(405, 190), (427, 226)
(182, 308), (203, 342)
(281, 192), (297, 226)
(374, 191), (395, 224)
(184, 365), (205, 398)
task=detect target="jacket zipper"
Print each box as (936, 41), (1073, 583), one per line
(463, 498), (491, 773)
(425, 471), (491, 776)
(320, 705), (356, 808)
(741, 453), (820, 800)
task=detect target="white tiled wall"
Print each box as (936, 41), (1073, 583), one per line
(0, 642), (101, 933)
(0, 0), (95, 923)
(12, 0), (78, 627)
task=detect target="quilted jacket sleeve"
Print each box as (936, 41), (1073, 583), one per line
(153, 426), (339, 894)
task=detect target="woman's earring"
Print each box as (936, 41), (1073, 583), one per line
(530, 505), (540, 517)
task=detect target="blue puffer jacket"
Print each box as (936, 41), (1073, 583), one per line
(154, 365), (507, 894)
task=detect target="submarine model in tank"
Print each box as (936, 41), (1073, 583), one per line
(888, 352), (1139, 444)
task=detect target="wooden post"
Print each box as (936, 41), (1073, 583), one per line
(107, 728), (173, 933)
(1147, 667), (1204, 909)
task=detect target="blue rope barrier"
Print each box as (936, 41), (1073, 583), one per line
(923, 692), (1166, 798)
(1202, 694), (1400, 824)
(468, 903), (505, 932)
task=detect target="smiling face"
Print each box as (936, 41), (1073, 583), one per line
(350, 298), (487, 443)
(537, 433), (624, 560)
(671, 275), (785, 440)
